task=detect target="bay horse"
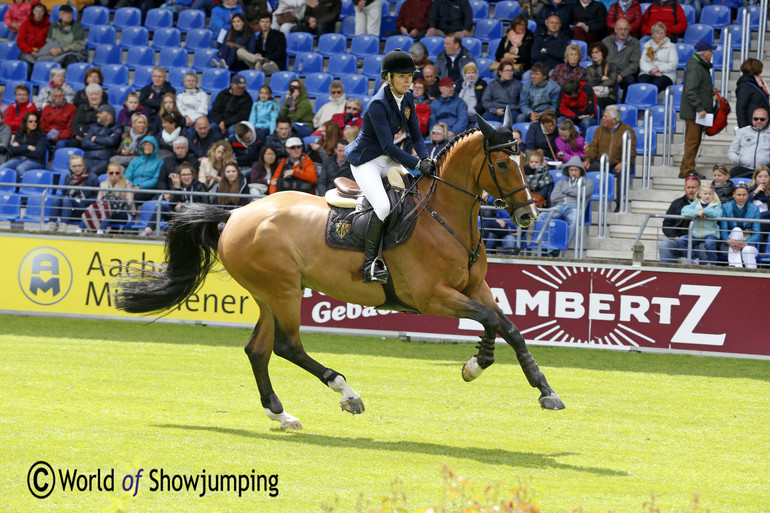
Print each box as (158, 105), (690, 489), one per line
(115, 113), (565, 430)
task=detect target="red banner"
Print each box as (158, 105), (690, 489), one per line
(300, 262), (770, 359)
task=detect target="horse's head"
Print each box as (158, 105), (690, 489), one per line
(475, 110), (538, 228)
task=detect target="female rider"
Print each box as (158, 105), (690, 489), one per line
(344, 49), (435, 284)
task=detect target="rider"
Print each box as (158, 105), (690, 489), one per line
(345, 49), (436, 284)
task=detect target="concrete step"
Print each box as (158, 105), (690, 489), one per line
(629, 187), (681, 202)
(584, 248), (659, 261)
(629, 200), (673, 214)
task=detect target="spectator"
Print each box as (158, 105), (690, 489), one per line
(355, 0), (382, 35)
(277, 79), (313, 137)
(81, 104), (122, 176)
(551, 44), (587, 88)
(212, 74), (253, 135)
(641, 0), (687, 41)
(50, 154), (99, 229)
(412, 78), (431, 104)
(264, 116), (296, 159)
(177, 73), (209, 129)
(557, 78), (597, 135)
(213, 13), (252, 71)
(602, 17), (640, 101)
(538, 156), (593, 249)
(154, 92), (184, 138)
(111, 113), (150, 168)
(199, 139), (234, 190)
(125, 135), (164, 203)
(0, 112), (11, 166)
(455, 62), (486, 117)
(271, 0), (306, 35)
(607, 0), (643, 38)
(331, 99), (364, 133)
(230, 121), (263, 169)
(33, 68), (75, 110)
(555, 118), (585, 163)
(243, 0), (271, 23)
(210, 0), (245, 37)
(159, 136), (199, 191)
(249, 145), (278, 196)
(637, 22), (678, 94)
(392, 0), (432, 39)
(429, 77), (469, 136)
(426, 122), (449, 158)
(72, 84), (107, 148)
(316, 140), (352, 196)
(209, 161), (250, 207)
(680, 40), (715, 179)
(139, 67), (176, 130)
(426, 0), (473, 37)
(495, 15), (534, 77)
(238, 14), (287, 74)
(727, 108), (770, 179)
(535, 0), (573, 32)
(409, 42), (431, 72)
(481, 195), (517, 253)
(584, 41), (618, 111)
(419, 64), (440, 100)
(343, 125), (360, 143)
(735, 58), (770, 129)
(0, 111), (47, 179)
(34, 5), (86, 67)
(517, 62), (564, 123)
(748, 166), (770, 235)
(680, 0), (708, 23)
(139, 162), (207, 236)
(658, 175), (700, 263)
(249, 85), (280, 140)
(4, 0), (31, 41)
(520, 0), (547, 20)
(72, 67), (108, 109)
(16, 2), (49, 65)
(523, 149), (554, 198)
(434, 35), (476, 83)
(187, 116), (224, 161)
(292, 0), (342, 37)
(678, 181), (722, 265)
(80, 162), (136, 235)
(522, 109), (559, 159)
(480, 61), (521, 123)
(116, 93), (148, 128)
(313, 82), (346, 131)
(571, 0), (608, 44)
(269, 136), (317, 194)
(4, 84), (38, 134)
(308, 120), (341, 163)
(157, 112), (185, 158)
(711, 164), (734, 204)
(531, 15), (571, 71)
(720, 182), (760, 269)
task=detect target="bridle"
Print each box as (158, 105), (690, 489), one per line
(480, 137), (535, 212)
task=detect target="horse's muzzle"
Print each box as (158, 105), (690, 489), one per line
(514, 204), (538, 228)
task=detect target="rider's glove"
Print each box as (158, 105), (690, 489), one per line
(418, 158), (436, 176)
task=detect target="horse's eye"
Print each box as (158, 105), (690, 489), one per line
(495, 161), (508, 171)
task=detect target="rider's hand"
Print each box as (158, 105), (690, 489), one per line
(419, 158), (436, 176)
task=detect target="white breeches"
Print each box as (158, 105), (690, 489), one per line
(727, 227), (758, 268)
(350, 155), (406, 221)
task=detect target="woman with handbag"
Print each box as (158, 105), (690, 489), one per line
(584, 41), (618, 112)
(637, 22), (678, 94)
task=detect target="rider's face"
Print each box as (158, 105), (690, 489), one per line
(390, 73), (413, 96)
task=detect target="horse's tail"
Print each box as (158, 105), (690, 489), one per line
(114, 203), (232, 314)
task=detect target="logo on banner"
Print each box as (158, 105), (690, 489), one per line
(18, 247), (73, 305)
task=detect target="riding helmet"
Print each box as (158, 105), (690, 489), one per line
(380, 49), (416, 80)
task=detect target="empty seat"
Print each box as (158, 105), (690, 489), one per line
(92, 44), (122, 67)
(125, 46), (155, 70)
(0, 60), (29, 82)
(200, 68), (231, 94)
(361, 54), (384, 79)
(487, 38), (501, 58)
(177, 9), (206, 32)
(615, 103), (639, 126)
(85, 24), (115, 49)
(682, 23), (714, 45)
(119, 26), (150, 50)
(470, 0), (489, 22)
(736, 5), (761, 31)
(327, 53), (357, 76)
(101, 64), (130, 89)
(711, 44), (732, 71)
(269, 71), (299, 95)
(675, 43), (694, 70)
(634, 127), (657, 155)
(665, 84), (683, 111)
(286, 32), (314, 56)
(340, 15), (356, 37)
(524, 219), (569, 252)
(145, 8), (174, 31)
(113, 7), (141, 31)
(29, 62), (58, 90)
(462, 37), (483, 58)
(0, 41), (20, 61)
(317, 33), (347, 57)
(476, 57), (495, 79)
(158, 47), (189, 69)
(473, 18), (503, 42)
(15, 195), (53, 223)
(349, 34), (379, 59)
(420, 36), (444, 60)
(340, 73), (369, 96)
(586, 171), (615, 202)
(192, 48), (220, 72)
(240, 69), (266, 92)
(185, 28), (213, 51)
(0, 193), (21, 221)
(19, 170), (53, 198)
(0, 169), (17, 194)
(341, 0), (355, 16)
(79, 5), (109, 29)
(625, 84), (658, 110)
(152, 27), (182, 50)
(293, 52), (324, 74)
(584, 124), (598, 142)
(65, 62), (90, 89)
(699, 5), (731, 29)
(303, 72), (333, 98)
(384, 35), (413, 54)
(650, 105), (675, 131)
(494, 0), (522, 20)
(680, 3), (696, 24)
(107, 85), (133, 107)
(132, 66), (155, 88)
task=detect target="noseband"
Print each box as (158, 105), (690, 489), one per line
(480, 138), (534, 211)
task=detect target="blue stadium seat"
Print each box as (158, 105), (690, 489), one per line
(666, 84), (683, 111)
(0, 193), (21, 221)
(128, 200), (168, 231)
(570, 39), (588, 60)
(640, 2), (651, 13)
(200, 68), (231, 94)
(15, 195), (53, 223)
(107, 85), (133, 107)
(625, 84), (658, 110)
(350, 34), (379, 59)
(361, 54), (384, 79)
(683, 24), (714, 45)
(327, 53), (357, 76)
(340, 15), (356, 37)
(634, 127), (657, 155)
(125, 46), (155, 70)
(524, 219), (569, 252)
(476, 57), (496, 79)
(29, 62), (58, 91)
(470, 0), (489, 22)
(487, 38), (501, 58)
(119, 26), (150, 50)
(586, 171), (615, 202)
(711, 44), (732, 71)
(79, 5), (109, 29)
(512, 122), (531, 141)
(19, 170), (53, 198)
(584, 124), (598, 142)
(152, 27), (182, 50)
(51, 148), (84, 176)
(177, 9), (206, 32)
(340, 73), (369, 96)
(270, 71), (299, 95)
(650, 105), (675, 132)
(314, 93), (330, 113)
(317, 33), (347, 57)
(49, 4), (78, 22)
(192, 48), (220, 72)
(680, 4), (696, 24)
(113, 7), (141, 31)
(303, 72), (333, 98)
(158, 47), (189, 69)
(615, 103), (639, 126)
(92, 44), (122, 67)
(474, 18), (503, 42)
(132, 66), (155, 88)
(0, 60), (29, 82)
(240, 69), (266, 92)
(168, 67), (194, 90)
(0, 169), (17, 194)
(293, 52), (324, 74)
(145, 8), (174, 32)
(384, 35), (414, 54)
(0, 41), (20, 61)
(286, 32), (314, 56)
(86, 24), (116, 49)
(380, 15), (397, 38)
(462, 37), (483, 59)
(0, 3), (7, 20)
(675, 43), (694, 70)
(101, 64), (130, 89)
(494, 0), (522, 20)
(65, 63), (89, 90)
(736, 5), (761, 31)
(727, 24), (747, 51)
(185, 29), (214, 51)
(699, 5), (731, 29)
(420, 36), (444, 60)
(341, 0), (355, 16)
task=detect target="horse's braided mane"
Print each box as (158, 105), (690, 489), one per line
(434, 127), (480, 167)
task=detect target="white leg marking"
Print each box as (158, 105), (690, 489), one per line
(264, 408), (303, 430)
(462, 356), (485, 382)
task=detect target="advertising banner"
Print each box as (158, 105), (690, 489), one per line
(3, 234), (769, 359)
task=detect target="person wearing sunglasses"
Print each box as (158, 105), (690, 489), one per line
(727, 107), (770, 179)
(313, 81), (346, 131)
(657, 174), (701, 264)
(268, 137), (316, 194)
(427, 122), (449, 158)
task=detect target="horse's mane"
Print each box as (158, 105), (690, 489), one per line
(434, 127), (480, 168)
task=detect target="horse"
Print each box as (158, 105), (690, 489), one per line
(115, 112), (566, 430)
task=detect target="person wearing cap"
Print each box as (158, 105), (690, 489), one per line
(344, 49), (432, 284)
(81, 104), (122, 176)
(428, 76), (468, 137)
(727, 107), (770, 179)
(455, 61), (487, 117)
(657, 175), (700, 263)
(434, 35), (476, 83)
(480, 59), (522, 123)
(538, 156), (593, 251)
(680, 39), (715, 179)
(34, 4), (86, 66)
(268, 136), (316, 194)
(139, 67), (176, 131)
(211, 74), (254, 135)
(719, 182), (761, 268)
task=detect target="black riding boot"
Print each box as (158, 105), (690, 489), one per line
(361, 216), (389, 284)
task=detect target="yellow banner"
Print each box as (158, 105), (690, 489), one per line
(1, 234), (258, 323)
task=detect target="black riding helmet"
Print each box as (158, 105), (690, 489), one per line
(380, 49), (416, 80)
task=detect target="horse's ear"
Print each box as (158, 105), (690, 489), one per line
(503, 106), (513, 129)
(476, 113), (495, 140)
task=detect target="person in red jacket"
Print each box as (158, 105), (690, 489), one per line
(607, 0), (643, 39)
(41, 87), (76, 149)
(557, 78), (597, 134)
(268, 137), (317, 194)
(641, 0), (687, 41)
(16, 2), (49, 65)
(389, 0), (433, 39)
(4, 84), (38, 134)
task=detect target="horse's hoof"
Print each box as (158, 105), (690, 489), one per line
(340, 396), (365, 414)
(539, 393), (565, 410)
(281, 418), (303, 430)
(461, 356), (483, 382)
(265, 409), (304, 429)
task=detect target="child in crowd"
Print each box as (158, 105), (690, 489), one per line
(117, 93), (147, 127)
(748, 165), (770, 217)
(720, 182), (761, 269)
(248, 86), (279, 140)
(555, 118), (585, 163)
(711, 164), (735, 204)
(523, 149), (553, 199)
(679, 182), (722, 265)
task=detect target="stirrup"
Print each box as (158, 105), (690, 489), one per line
(363, 257), (389, 284)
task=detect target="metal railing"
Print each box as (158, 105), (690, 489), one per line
(640, 108), (654, 189)
(573, 177), (586, 259)
(619, 130), (633, 214)
(719, 26), (732, 99)
(597, 153), (610, 238)
(759, 0), (768, 60)
(739, 8), (751, 65)
(662, 86), (675, 166)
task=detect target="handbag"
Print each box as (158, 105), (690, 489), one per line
(705, 91), (731, 137)
(274, 11), (297, 24)
(592, 62), (611, 98)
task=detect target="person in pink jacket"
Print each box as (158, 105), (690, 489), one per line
(555, 118), (585, 163)
(3, 0), (31, 39)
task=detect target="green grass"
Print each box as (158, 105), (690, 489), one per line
(1, 315), (768, 513)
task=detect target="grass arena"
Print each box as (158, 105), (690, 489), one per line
(2, 233), (769, 512)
